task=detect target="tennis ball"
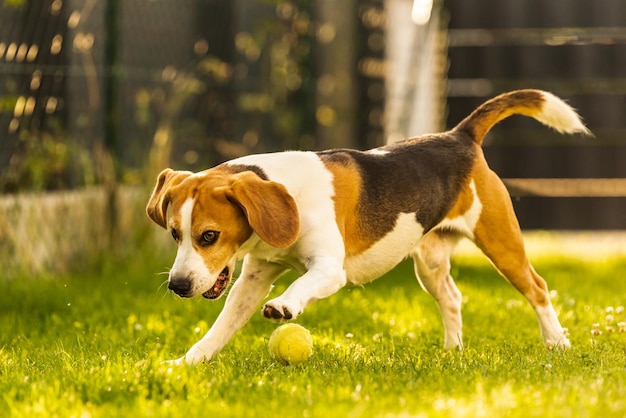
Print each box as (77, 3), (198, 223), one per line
(268, 323), (313, 365)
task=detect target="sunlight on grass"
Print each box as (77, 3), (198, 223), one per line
(1, 243), (626, 417)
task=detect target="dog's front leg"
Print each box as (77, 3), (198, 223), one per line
(262, 256), (346, 320)
(173, 259), (287, 365)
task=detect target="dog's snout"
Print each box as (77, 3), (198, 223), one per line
(168, 277), (192, 296)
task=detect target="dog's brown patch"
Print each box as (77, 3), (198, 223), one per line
(321, 155), (373, 256)
(146, 168), (193, 229)
(222, 170), (300, 248)
(444, 177), (475, 221)
(471, 157), (550, 307)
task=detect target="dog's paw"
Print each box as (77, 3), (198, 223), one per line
(546, 332), (571, 351)
(262, 299), (301, 320)
(162, 356), (186, 366)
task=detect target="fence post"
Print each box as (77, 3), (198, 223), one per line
(104, 0), (120, 249)
(314, 0), (358, 149)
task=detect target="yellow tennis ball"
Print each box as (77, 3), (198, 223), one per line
(268, 324), (313, 365)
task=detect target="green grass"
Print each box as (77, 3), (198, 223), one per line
(2, 248), (626, 417)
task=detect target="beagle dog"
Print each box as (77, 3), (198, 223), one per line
(147, 89), (590, 364)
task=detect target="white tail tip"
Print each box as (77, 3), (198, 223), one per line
(539, 91), (593, 136)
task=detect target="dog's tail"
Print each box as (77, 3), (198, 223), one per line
(454, 89), (592, 145)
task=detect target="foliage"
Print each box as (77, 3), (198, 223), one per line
(2, 250), (626, 417)
(1, 0), (334, 193)
(4, 0), (25, 7)
(162, 0), (317, 171)
(0, 128), (96, 193)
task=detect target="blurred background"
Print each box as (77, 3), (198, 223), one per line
(1, 0), (625, 277)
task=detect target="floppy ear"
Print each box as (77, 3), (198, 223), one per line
(225, 171), (300, 249)
(146, 168), (192, 229)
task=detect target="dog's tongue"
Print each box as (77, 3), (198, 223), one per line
(202, 268), (229, 299)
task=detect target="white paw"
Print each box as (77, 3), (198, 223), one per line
(163, 346), (212, 366)
(184, 345), (213, 364)
(262, 298), (302, 320)
(162, 356), (186, 366)
(546, 333), (571, 350)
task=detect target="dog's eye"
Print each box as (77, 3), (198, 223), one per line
(201, 230), (219, 246)
(171, 228), (179, 242)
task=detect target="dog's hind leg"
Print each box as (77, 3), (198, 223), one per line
(472, 170), (570, 349)
(179, 258), (288, 364)
(412, 230), (464, 349)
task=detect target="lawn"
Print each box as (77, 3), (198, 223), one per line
(1, 241), (626, 417)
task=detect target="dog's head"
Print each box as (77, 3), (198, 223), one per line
(146, 167), (300, 299)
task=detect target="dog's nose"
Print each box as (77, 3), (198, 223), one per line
(168, 277), (192, 296)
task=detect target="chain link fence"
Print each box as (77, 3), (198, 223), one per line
(0, 0), (390, 193)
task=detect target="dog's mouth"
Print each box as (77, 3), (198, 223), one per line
(202, 267), (230, 299)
